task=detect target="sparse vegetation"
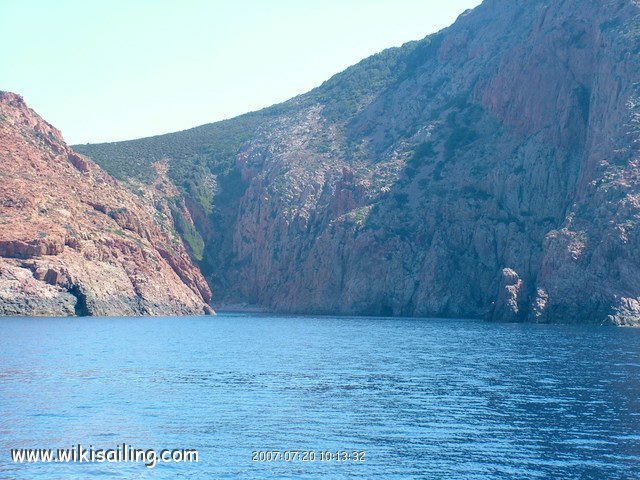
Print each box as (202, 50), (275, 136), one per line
(169, 202), (205, 261)
(410, 141), (436, 165)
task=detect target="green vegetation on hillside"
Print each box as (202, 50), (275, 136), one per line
(73, 29), (446, 191)
(169, 201), (205, 261)
(73, 112), (269, 185)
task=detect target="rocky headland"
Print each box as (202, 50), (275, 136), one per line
(0, 92), (212, 316)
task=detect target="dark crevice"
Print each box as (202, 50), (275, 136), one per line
(68, 285), (90, 317)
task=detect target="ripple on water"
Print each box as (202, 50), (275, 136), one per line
(0, 315), (638, 479)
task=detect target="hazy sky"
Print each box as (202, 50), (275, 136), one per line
(2, 0), (481, 144)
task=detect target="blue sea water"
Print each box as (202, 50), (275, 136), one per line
(0, 314), (639, 479)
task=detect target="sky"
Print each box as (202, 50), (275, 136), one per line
(1, 0), (481, 144)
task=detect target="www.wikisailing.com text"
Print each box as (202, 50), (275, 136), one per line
(11, 444), (198, 469)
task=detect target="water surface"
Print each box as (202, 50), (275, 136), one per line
(0, 314), (639, 479)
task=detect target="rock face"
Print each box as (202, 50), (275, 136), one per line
(0, 92), (212, 316)
(76, 0), (640, 325)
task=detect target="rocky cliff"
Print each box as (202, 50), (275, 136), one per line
(0, 92), (212, 316)
(75, 0), (640, 325)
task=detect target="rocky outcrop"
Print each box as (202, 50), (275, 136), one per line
(0, 238), (65, 259)
(0, 92), (212, 316)
(76, 0), (640, 325)
(486, 269), (528, 323)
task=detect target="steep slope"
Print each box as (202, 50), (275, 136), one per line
(76, 0), (640, 325)
(0, 92), (212, 316)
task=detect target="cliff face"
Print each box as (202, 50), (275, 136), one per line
(0, 92), (212, 316)
(76, 0), (640, 325)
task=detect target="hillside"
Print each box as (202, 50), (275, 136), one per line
(0, 92), (212, 316)
(75, 0), (640, 325)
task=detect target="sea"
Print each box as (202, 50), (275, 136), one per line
(0, 314), (639, 479)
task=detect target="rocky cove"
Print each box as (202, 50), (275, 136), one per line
(2, 0), (640, 325)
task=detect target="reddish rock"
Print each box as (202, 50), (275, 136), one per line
(0, 92), (212, 316)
